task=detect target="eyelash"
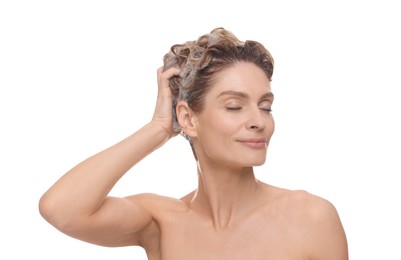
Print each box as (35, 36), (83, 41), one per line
(226, 107), (272, 113)
(261, 108), (273, 113)
(226, 107), (242, 111)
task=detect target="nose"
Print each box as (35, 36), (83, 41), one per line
(247, 119), (266, 130)
(246, 109), (267, 130)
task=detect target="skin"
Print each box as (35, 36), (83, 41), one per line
(39, 62), (348, 259)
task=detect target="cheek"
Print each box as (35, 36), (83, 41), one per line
(267, 116), (275, 138)
(208, 112), (240, 136)
(196, 111), (238, 143)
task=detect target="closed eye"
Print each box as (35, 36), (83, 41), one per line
(260, 108), (272, 113)
(226, 107), (242, 111)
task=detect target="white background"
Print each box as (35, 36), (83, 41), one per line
(1, 0), (400, 259)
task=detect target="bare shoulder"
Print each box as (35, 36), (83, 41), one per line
(263, 185), (348, 259)
(278, 188), (339, 219)
(126, 192), (190, 216)
(124, 192), (190, 251)
(266, 186), (343, 231)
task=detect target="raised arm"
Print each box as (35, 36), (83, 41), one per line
(39, 67), (180, 246)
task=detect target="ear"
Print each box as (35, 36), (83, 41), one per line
(176, 101), (198, 138)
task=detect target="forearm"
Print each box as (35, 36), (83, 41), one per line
(39, 121), (169, 221)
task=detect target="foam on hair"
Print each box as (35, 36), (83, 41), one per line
(163, 27), (274, 132)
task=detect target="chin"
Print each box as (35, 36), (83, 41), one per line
(248, 154), (267, 166)
(243, 157), (267, 167)
(252, 160), (266, 167)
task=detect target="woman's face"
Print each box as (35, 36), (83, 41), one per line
(193, 62), (275, 168)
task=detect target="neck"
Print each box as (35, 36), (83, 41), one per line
(189, 161), (261, 230)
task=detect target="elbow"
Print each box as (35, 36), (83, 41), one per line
(39, 193), (59, 225)
(39, 193), (53, 219)
(38, 193), (72, 232)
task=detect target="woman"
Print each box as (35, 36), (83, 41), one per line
(39, 27), (348, 259)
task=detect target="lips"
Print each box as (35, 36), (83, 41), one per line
(237, 138), (267, 148)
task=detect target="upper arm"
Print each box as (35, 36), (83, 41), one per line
(61, 193), (155, 247)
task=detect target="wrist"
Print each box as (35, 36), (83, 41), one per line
(146, 121), (172, 145)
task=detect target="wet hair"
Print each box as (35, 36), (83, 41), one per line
(163, 27), (274, 133)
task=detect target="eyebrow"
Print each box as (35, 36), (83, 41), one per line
(216, 90), (274, 101)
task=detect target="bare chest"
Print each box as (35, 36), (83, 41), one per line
(142, 212), (307, 260)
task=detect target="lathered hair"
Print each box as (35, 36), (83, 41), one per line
(163, 27), (274, 132)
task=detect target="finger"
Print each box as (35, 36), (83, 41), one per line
(157, 67), (180, 83)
